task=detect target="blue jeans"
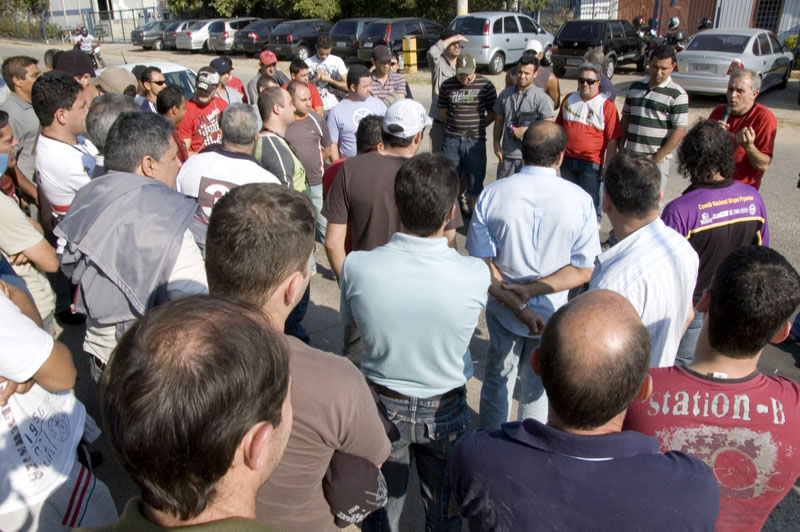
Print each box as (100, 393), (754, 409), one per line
(560, 156), (601, 214)
(309, 184), (327, 244)
(362, 388), (468, 532)
(284, 284), (310, 344)
(441, 135), (486, 196)
(496, 157), (524, 179)
(675, 310), (703, 366)
(479, 310), (546, 429)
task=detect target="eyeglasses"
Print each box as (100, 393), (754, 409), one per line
(577, 77), (598, 85)
(151, 80), (167, 86)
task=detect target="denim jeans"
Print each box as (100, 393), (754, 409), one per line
(284, 284), (310, 344)
(308, 184), (327, 244)
(441, 135), (487, 196)
(675, 310), (703, 366)
(362, 388), (469, 532)
(560, 156), (601, 213)
(479, 310), (546, 429)
(496, 157), (524, 179)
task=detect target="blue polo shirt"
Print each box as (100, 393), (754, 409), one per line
(340, 232), (490, 398)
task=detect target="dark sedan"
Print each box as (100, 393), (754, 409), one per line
(330, 17), (378, 61)
(232, 18), (285, 55)
(131, 20), (171, 50)
(357, 18), (444, 67)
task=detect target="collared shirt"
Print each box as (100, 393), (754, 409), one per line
(622, 76), (689, 155)
(370, 72), (409, 104)
(556, 91), (621, 164)
(709, 103), (776, 189)
(0, 92), (39, 182)
(466, 166), (600, 337)
(588, 218), (698, 367)
(340, 232), (490, 398)
(494, 84), (554, 160)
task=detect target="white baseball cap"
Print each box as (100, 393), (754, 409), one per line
(526, 40), (544, 54)
(382, 99), (432, 138)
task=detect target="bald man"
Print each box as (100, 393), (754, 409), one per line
(450, 290), (720, 531)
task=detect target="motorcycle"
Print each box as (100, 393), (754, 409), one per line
(89, 43), (105, 70)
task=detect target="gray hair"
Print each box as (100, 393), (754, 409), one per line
(583, 49), (605, 68)
(105, 112), (175, 173)
(730, 68), (760, 92)
(221, 103), (260, 146)
(577, 63), (602, 78)
(86, 94), (138, 154)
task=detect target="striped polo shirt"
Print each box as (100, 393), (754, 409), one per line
(438, 75), (497, 139)
(622, 76), (688, 155)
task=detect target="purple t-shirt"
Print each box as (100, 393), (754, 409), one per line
(326, 96), (387, 159)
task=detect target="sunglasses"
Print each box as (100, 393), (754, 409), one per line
(151, 80), (167, 86)
(577, 77), (598, 85)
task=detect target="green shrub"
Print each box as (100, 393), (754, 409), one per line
(783, 35), (800, 69)
(0, 15), (59, 41)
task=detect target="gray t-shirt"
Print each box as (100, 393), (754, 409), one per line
(494, 85), (554, 160)
(0, 93), (39, 183)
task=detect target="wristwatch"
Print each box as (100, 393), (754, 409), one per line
(514, 302), (528, 316)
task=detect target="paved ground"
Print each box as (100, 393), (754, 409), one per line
(2, 38), (800, 530)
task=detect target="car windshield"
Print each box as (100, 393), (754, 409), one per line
(332, 20), (358, 35)
(138, 21), (159, 31)
(450, 17), (487, 35)
(685, 34), (750, 53)
(189, 21), (207, 30)
(164, 70), (196, 100)
(557, 21), (602, 41)
(363, 23), (388, 38)
(166, 21), (181, 31)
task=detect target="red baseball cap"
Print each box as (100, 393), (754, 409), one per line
(259, 50), (278, 66)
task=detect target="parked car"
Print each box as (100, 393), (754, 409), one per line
(162, 20), (194, 50)
(99, 62), (197, 100)
(232, 18), (285, 55)
(176, 19), (227, 52)
(672, 28), (793, 95)
(449, 12), (554, 75)
(208, 17), (258, 53)
(357, 18), (444, 66)
(330, 17), (378, 61)
(267, 19), (334, 60)
(131, 20), (171, 50)
(551, 19), (645, 79)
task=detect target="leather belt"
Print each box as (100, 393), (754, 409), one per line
(372, 382), (462, 402)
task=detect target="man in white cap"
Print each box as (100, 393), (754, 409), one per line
(176, 66), (228, 156)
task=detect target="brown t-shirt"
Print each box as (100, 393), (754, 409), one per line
(255, 336), (391, 532)
(321, 150), (463, 252)
(285, 112), (332, 187)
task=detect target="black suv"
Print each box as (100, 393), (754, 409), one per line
(551, 19), (645, 79)
(330, 18), (378, 61)
(357, 18), (444, 67)
(267, 19), (334, 60)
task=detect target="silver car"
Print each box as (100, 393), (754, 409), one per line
(672, 28), (793, 95)
(449, 12), (554, 75)
(176, 19), (226, 52)
(208, 17), (257, 52)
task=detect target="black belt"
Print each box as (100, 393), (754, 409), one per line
(372, 382), (462, 402)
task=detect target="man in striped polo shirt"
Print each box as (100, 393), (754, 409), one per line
(620, 44), (688, 191)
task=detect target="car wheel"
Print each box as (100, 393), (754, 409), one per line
(553, 64), (566, 77)
(201, 40), (209, 53)
(296, 45), (310, 61)
(603, 56), (616, 79)
(488, 52), (505, 75)
(153, 38), (163, 51)
(778, 66), (791, 89)
(636, 51), (647, 73)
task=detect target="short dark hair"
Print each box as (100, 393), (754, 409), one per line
(257, 86), (285, 122)
(289, 58), (309, 75)
(141, 66), (162, 83)
(394, 153), (458, 237)
(156, 85), (185, 115)
(521, 121), (567, 167)
(286, 80), (307, 97)
(0, 110), (8, 130)
(381, 127), (414, 148)
(707, 246), (800, 358)
(518, 54), (540, 70)
(678, 120), (735, 182)
(206, 183), (315, 308)
(44, 48), (60, 69)
(539, 292), (652, 429)
(2, 55), (37, 89)
(650, 44), (677, 63)
(100, 295), (290, 521)
(104, 112), (175, 173)
(316, 34), (332, 50)
(86, 94), (139, 153)
(31, 71), (82, 127)
(257, 74), (278, 92)
(347, 64), (371, 92)
(603, 152), (660, 217)
(356, 115), (383, 154)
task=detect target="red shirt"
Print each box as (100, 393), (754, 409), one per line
(228, 76), (247, 103)
(177, 97), (227, 154)
(172, 130), (188, 163)
(709, 103), (776, 190)
(556, 91), (621, 165)
(282, 82), (324, 111)
(624, 366), (800, 532)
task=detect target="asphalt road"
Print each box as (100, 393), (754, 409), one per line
(1, 38), (799, 530)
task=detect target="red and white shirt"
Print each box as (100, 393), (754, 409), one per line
(35, 134), (98, 219)
(177, 97), (228, 154)
(556, 91), (621, 165)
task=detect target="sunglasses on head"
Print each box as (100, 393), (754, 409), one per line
(577, 77), (598, 85)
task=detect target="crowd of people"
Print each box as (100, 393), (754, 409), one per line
(0, 27), (798, 532)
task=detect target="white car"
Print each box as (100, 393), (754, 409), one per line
(100, 62), (197, 100)
(672, 28), (793, 95)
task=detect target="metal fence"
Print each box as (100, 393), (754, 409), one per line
(534, 0), (579, 35)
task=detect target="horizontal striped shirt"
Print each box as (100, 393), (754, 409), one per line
(438, 75), (497, 139)
(622, 76), (688, 155)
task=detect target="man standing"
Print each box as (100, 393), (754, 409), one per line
(588, 152), (698, 367)
(306, 35), (348, 113)
(467, 121), (600, 427)
(438, 51), (496, 213)
(247, 50), (290, 104)
(286, 58), (324, 115)
(206, 184), (391, 532)
(583, 49), (616, 100)
(556, 62), (621, 213)
(369, 44), (410, 106)
(427, 30), (468, 152)
(85, 93), (139, 176)
(157, 85), (189, 163)
(177, 66), (228, 156)
(493, 56), (554, 178)
(211, 56), (243, 104)
(621, 44), (688, 191)
(286, 81), (332, 243)
(624, 246), (800, 532)
(138, 66), (166, 112)
(0, 56), (40, 202)
(326, 65), (387, 161)
(527, 40), (560, 106)
(78, 296), (291, 532)
(709, 69), (776, 190)
(451, 290), (720, 531)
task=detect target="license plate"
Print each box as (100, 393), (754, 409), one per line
(235, 43), (244, 49)
(691, 63), (715, 72)
(365, 42), (373, 48)
(566, 58), (582, 66)
(337, 41), (346, 47)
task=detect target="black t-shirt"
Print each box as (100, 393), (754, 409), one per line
(438, 75), (497, 139)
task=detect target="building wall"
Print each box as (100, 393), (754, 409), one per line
(776, 0), (800, 42)
(616, 0), (724, 35)
(578, 0), (620, 19)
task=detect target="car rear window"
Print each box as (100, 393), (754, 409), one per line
(363, 23), (388, 39)
(166, 22), (181, 31)
(189, 21), (206, 30)
(138, 21), (159, 31)
(451, 17), (487, 36)
(557, 21), (602, 41)
(685, 34), (749, 53)
(272, 22), (296, 34)
(332, 20), (358, 35)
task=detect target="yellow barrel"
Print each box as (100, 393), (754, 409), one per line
(403, 36), (417, 73)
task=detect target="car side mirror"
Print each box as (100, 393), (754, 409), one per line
(783, 45), (790, 53)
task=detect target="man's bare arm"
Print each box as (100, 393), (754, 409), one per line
(619, 115), (629, 150)
(493, 117), (504, 162)
(737, 126), (772, 171)
(503, 264), (594, 301)
(329, 142), (340, 162)
(653, 126), (687, 163)
(9, 168), (38, 204)
(325, 222), (348, 280)
(483, 258), (545, 335)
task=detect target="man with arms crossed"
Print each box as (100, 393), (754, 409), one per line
(327, 65), (386, 161)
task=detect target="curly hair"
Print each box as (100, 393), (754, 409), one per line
(677, 119), (735, 182)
